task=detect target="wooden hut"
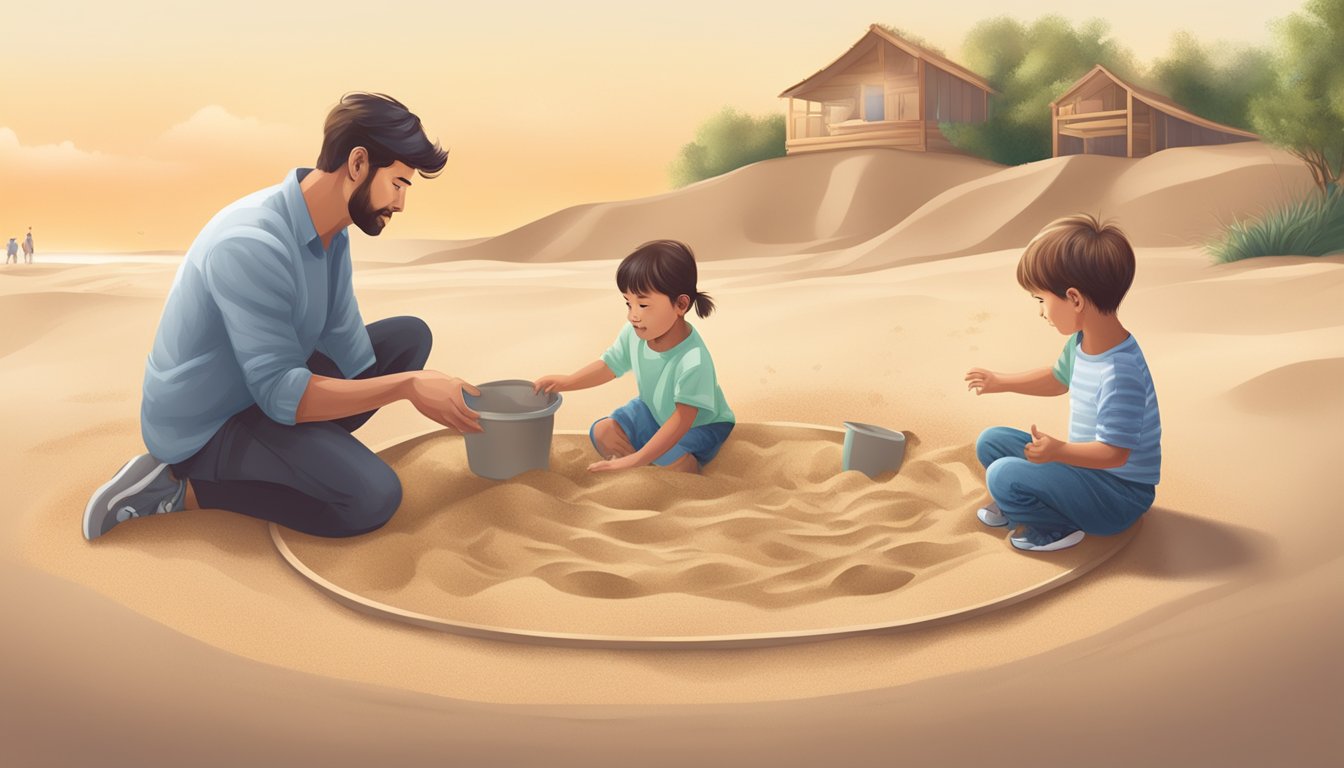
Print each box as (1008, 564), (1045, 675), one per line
(1052, 65), (1258, 158)
(779, 24), (994, 155)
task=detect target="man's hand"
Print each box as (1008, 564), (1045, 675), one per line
(533, 374), (569, 395)
(965, 367), (1002, 395)
(407, 371), (483, 432)
(587, 454), (643, 473)
(1023, 423), (1063, 464)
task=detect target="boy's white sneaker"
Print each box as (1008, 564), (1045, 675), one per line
(977, 502), (1009, 528)
(1010, 527), (1086, 552)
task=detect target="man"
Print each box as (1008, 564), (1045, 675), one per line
(84, 92), (482, 540)
(4, 237), (16, 264)
(22, 228), (33, 263)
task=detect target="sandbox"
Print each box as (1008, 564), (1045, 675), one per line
(273, 423), (1138, 648)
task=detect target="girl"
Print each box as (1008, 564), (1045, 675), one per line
(534, 239), (734, 474)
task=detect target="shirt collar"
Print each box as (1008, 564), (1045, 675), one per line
(285, 167), (347, 259)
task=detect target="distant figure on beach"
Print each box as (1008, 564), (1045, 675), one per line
(964, 214), (1161, 552)
(22, 228), (33, 263)
(533, 239), (735, 474)
(84, 92), (483, 541)
(4, 238), (16, 264)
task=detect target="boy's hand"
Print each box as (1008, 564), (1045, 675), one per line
(587, 454), (642, 473)
(533, 375), (568, 395)
(1024, 423), (1063, 463)
(408, 371), (483, 433)
(965, 367), (1002, 395)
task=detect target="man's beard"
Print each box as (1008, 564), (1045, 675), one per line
(349, 171), (394, 236)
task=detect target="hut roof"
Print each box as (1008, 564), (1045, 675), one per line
(1052, 65), (1259, 139)
(779, 24), (995, 99)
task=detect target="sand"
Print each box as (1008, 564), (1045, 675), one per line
(276, 426), (1137, 645)
(2, 143), (1341, 766)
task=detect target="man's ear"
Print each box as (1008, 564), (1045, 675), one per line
(346, 147), (370, 182)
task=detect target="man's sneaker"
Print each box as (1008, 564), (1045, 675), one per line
(83, 454), (187, 540)
(1009, 527), (1086, 552)
(977, 501), (1009, 528)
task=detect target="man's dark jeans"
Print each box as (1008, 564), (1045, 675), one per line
(171, 316), (431, 537)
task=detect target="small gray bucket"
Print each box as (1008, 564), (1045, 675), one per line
(462, 380), (563, 480)
(842, 421), (906, 478)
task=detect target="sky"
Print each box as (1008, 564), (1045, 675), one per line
(0, 0), (1308, 252)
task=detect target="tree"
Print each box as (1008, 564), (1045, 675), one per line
(1249, 0), (1344, 194)
(669, 108), (786, 188)
(1149, 32), (1274, 133)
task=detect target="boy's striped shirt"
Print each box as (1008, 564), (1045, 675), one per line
(1053, 332), (1162, 485)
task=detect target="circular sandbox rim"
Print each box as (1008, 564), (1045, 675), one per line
(271, 424), (1140, 649)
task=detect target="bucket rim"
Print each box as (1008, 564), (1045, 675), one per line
(842, 421), (905, 442)
(466, 379), (563, 422)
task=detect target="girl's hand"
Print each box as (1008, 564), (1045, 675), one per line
(533, 375), (568, 394)
(965, 367), (1002, 395)
(587, 454), (642, 473)
(1024, 423), (1063, 463)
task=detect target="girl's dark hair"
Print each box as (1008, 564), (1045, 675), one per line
(315, 92), (448, 178)
(616, 240), (715, 318)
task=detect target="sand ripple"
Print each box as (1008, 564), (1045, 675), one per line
(289, 424), (994, 612)
(277, 423), (1136, 640)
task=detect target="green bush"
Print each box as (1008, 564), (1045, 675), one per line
(1149, 32), (1273, 133)
(670, 108), (786, 188)
(1208, 191), (1344, 263)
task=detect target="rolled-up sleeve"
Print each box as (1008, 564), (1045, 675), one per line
(203, 232), (312, 425)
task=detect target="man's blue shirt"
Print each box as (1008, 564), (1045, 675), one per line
(141, 168), (375, 464)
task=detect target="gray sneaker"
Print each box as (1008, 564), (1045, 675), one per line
(83, 454), (187, 540)
(1010, 527), (1086, 552)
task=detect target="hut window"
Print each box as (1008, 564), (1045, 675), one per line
(863, 85), (885, 121)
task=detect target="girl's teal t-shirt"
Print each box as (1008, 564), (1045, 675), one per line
(601, 323), (735, 428)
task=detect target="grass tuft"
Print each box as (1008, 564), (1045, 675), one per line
(1209, 190), (1344, 263)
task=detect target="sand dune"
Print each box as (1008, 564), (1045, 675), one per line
(2, 141), (1342, 766)
(410, 149), (1001, 264)
(409, 143), (1313, 278)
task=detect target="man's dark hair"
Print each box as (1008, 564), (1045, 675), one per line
(315, 92), (448, 178)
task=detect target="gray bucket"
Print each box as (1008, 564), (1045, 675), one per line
(462, 380), (563, 480)
(842, 421), (906, 478)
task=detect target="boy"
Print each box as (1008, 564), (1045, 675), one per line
(964, 213), (1161, 552)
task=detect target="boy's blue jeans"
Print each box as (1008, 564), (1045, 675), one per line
(976, 426), (1155, 536)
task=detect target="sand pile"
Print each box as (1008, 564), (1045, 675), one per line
(278, 425), (1137, 643)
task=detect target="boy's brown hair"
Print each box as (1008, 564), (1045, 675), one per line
(1016, 213), (1135, 314)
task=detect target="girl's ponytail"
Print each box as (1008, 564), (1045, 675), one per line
(692, 290), (715, 318)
